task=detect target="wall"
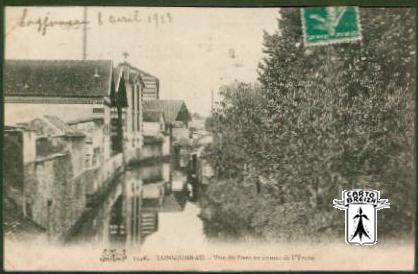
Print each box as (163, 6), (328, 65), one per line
(23, 130), (37, 164)
(162, 135), (170, 156)
(138, 164), (163, 184)
(84, 152), (123, 195)
(4, 131), (24, 209)
(23, 153), (84, 239)
(172, 127), (190, 140)
(121, 70), (143, 163)
(140, 142), (162, 161)
(6, 101), (113, 166)
(22, 152), (123, 240)
(69, 137), (87, 177)
(5, 103), (106, 125)
(71, 120), (105, 170)
(143, 122), (161, 135)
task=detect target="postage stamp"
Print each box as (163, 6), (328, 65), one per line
(301, 7), (362, 46)
(2, 4), (416, 272)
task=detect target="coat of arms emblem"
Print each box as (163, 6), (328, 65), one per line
(333, 189), (390, 245)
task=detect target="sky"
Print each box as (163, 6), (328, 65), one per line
(5, 7), (279, 115)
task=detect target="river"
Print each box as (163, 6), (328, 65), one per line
(68, 158), (207, 252)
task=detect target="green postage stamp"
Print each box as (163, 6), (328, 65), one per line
(302, 7), (362, 46)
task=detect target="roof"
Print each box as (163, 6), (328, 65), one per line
(4, 125), (35, 132)
(125, 63), (159, 82)
(67, 116), (103, 125)
(26, 115), (85, 137)
(114, 63), (151, 89)
(143, 100), (191, 123)
(4, 59), (113, 98)
(143, 110), (164, 123)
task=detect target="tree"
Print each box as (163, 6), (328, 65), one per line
(202, 7), (415, 240)
(258, 7), (415, 235)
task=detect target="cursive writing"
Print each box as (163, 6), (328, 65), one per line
(16, 8), (173, 36)
(18, 8), (89, 36)
(97, 10), (172, 28)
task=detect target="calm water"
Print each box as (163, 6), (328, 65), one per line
(68, 159), (206, 251)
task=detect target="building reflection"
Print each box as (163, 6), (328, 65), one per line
(69, 160), (191, 249)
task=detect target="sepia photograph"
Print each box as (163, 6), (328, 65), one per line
(2, 4), (416, 271)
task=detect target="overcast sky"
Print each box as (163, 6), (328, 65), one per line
(6, 7), (279, 115)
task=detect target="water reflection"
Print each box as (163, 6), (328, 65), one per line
(68, 160), (195, 250)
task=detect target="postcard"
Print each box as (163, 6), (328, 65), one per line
(3, 5), (415, 271)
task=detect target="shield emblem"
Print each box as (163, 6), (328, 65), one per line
(333, 189), (389, 245)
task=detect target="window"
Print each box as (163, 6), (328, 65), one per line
(136, 86), (140, 111)
(137, 113), (140, 132)
(93, 107), (105, 113)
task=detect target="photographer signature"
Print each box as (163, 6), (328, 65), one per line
(100, 248), (128, 262)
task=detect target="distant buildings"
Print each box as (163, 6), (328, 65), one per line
(143, 110), (166, 135)
(143, 100), (191, 128)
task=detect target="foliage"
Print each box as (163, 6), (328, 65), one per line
(202, 7), (415, 240)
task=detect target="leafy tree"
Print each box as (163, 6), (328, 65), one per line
(202, 7), (415, 240)
(258, 7), (415, 236)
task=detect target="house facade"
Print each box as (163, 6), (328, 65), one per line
(114, 62), (147, 163)
(143, 100), (191, 161)
(3, 59), (127, 239)
(143, 110), (166, 135)
(4, 59), (118, 162)
(143, 100), (191, 129)
(137, 69), (159, 100)
(143, 110), (170, 157)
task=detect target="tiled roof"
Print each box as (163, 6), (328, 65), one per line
(143, 110), (164, 123)
(143, 100), (191, 123)
(4, 59), (113, 98)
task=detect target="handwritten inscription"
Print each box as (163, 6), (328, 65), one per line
(97, 10), (172, 28)
(18, 8), (88, 36)
(16, 8), (173, 36)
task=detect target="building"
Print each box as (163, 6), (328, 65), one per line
(113, 62), (148, 163)
(4, 125), (36, 211)
(143, 100), (191, 128)
(4, 59), (120, 162)
(68, 117), (106, 171)
(142, 110), (170, 157)
(24, 115), (86, 176)
(4, 59), (128, 239)
(136, 69), (159, 100)
(143, 100), (192, 167)
(4, 115), (89, 239)
(143, 110), (166, 136)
